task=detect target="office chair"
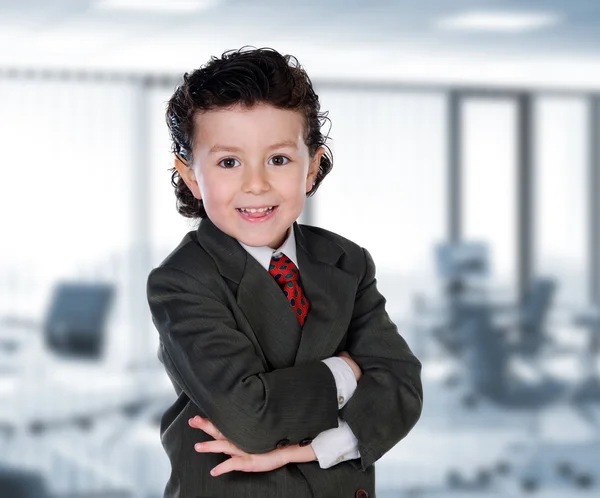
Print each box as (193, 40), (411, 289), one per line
(572, 308), (600, 405)
(0, 466), (49, 498)
(510, 278), (556, 358)
(429, 277), (557, 387)
(431, 241), (490, 358)
(458, 294), (595, 493)
(44, 281), (115, 359)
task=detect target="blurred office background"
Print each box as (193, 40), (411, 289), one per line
(1, 0), (600, 497)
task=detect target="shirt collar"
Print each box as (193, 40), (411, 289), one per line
(238, 226), (299, 272)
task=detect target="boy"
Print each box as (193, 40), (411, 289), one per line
(146, 46), (423, 498)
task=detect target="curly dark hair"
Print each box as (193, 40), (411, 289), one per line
(165, 46), (334, 220)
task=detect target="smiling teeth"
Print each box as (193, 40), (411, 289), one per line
(239, 206), (274, 213)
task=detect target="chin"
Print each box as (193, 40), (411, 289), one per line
(243, 227), (289, 248)
(240, 234), (278, 248)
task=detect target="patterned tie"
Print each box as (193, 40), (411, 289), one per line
(268, 253), (310, 326)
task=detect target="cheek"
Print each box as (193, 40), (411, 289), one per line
(287, 166), (310, 192)
(198, 172), (233, 205)
(280, 176), (307, 202)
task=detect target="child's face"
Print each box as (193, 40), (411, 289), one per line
(175, 103), (324, 249)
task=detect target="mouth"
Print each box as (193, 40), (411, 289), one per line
(236, 205), (278, 222)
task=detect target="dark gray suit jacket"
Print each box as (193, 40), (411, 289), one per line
(146, 217), (423, 498)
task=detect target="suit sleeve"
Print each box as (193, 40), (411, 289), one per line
(339, 247), (423, 471)
(147, 265), (339, 454)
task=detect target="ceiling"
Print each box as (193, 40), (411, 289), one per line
(1, 0), (600, 88)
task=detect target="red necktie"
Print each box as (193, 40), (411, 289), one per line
(268, 253), (310, 326)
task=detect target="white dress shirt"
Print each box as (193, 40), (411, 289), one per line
(238, 225), (361, 468)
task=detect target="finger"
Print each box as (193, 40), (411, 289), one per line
(210, 456), (252, 476)
(188, 417), (226, 440)
(195, 439), (245, 457)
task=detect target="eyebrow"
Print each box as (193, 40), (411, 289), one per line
(208, 140), (298, 154)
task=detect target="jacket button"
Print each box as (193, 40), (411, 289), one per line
(298, 438), (313, 447)
(355, 489), (369, 498)
(276, 439), (291, 449)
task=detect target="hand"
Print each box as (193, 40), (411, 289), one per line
(337, 351), (362, 382)
(188, 416), (315, 475)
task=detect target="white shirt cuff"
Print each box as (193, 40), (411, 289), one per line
(321, 357), (357, 409)
(311, 418), (361, 469)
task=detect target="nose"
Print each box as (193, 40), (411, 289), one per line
(242, 165), (270, 194)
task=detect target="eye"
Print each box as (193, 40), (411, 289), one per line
(218, 158), (240, 169)
(269, 155), (290, 166)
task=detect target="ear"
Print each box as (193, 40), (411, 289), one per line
(306, 147), (324, 193)
(174, 155), (202, 200)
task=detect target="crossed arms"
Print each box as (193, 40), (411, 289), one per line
(146, 247), (423, 471)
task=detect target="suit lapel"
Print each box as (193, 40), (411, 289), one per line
(292, 223), (357, 365)
(236, 257), (302, 369)
(195, 217), (357, 369)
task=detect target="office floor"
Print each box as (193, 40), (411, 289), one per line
(2, 354), (599, 498)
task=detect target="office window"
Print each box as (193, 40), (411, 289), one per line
(462, 98), (518, 301)
(534, 97), (589, 308)
(0, 78), (136, 339)
(313, 88), (447, 320)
